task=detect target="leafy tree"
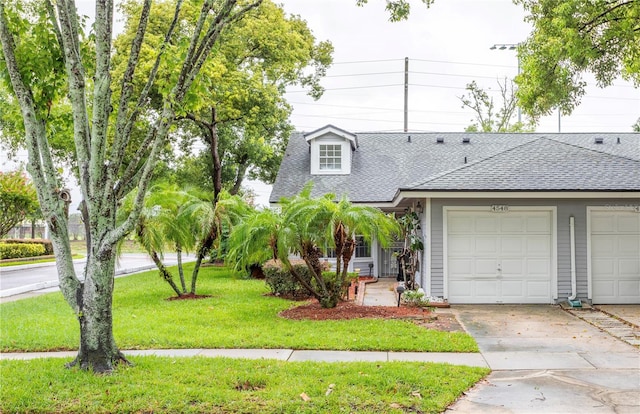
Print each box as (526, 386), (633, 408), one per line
(115, 0), (332, 197)
(633, 118), (640, 132)
(0, 169), (39, 238)
(0, 0), (262, 373)
(460, 79), (535, 132)
(227, 185), (400, 308)
(356, 0), (435, 21)
(514, 0), (640, 119)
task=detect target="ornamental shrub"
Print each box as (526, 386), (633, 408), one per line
(0, 242), (46, 259)
(3, 238), (53, 255)
(262, 259), (331, 299)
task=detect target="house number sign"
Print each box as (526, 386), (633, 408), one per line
(491, 205), (509, 213)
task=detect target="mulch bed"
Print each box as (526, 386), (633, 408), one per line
(280, 300), (431, 320)
(279, 299), (466, 333)
(166, 293), (212, 301)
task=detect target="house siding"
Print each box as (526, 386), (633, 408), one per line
(428, 198), (638, 302)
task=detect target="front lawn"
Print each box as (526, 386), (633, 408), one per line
(1, 265), (477, 352)
(0, 356), (488, 413)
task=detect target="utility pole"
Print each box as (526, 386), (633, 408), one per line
(558, 109), (561, 132)
(404, 57), (409, 132)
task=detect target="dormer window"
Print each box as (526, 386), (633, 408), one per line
(319, 144), (342, 171)
(305, 125), (358, 175)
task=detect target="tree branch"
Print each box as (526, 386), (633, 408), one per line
(579, 1), (636, 32)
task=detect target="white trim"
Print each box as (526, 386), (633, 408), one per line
(396, 191), (640, 202)
(361, 192), (640, 211)
(586, 205), (640, 302)
(423, 198), (431, 296)
(304, 125), (357, 149)
(442, 206), (557, 304)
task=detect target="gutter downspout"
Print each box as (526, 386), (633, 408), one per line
(568, 216), (578, 303)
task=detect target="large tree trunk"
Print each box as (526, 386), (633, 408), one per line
(67, 255), (129, 373)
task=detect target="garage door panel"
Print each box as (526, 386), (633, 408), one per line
(617, 215), (640, 232)
(592, 259), (615, 276)
(526, 281), (552, 298)
(501, 216), (525, 233)
(618, 236), (640, 255)
(526, 259), (551, 277)
(591, 215), (616, 233)
(449, 258), (472, 275)
(618, 281), (640, 299)
(500, 237), (524, 255)
(527, 236), (552, 254)
(500, 259), (523, 274)
(475, 259), (499, 276)
(592, 236), (615, 256)
(449, 280), (472, 297)
(448, 215), (474, 233)
(620, 259), (640, 276)
(594, 280), (615, 296)
(475, 281), (499, 298)
(591, 210), (640, 304)
(476, 237), (498, 254)
(501, 280), (524, 297)
(475, 216), (499, 233)
(447, 209), (552, 304)
(448, 236), (473, 255)
(527, 215), (551, 232)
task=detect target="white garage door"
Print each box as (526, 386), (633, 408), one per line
(590, 210), (640, 304)
(446, 209), (553, 304)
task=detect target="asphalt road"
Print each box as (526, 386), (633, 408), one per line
(0, 253), (193, 299)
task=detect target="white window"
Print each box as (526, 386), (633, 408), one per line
(355, 236), (371, 258)
(319, 144), (342, 170)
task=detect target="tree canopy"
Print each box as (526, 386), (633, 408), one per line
(0, 169), (39, 237)
(459, 79), (535, 132)
(356, 0), (435, 21)
(514, 0), (640, 120)
(113, 0), (332, 198)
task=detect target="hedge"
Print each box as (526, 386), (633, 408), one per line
(263, 259), (331, 299)
(0, 243), (46, 260)
(3, 238), (53, 255)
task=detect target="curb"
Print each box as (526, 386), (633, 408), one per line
(0, 264), (158, 298)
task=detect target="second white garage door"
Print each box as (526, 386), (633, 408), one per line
(590, 209), (640, 304)
(446, 208), (553, 304)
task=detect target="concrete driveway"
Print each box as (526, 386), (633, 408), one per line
(445, 305), (640, 413)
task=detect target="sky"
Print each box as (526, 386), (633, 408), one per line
(2, 0), (639, 208)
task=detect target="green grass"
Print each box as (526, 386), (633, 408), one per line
(0, 265), (478, 353)
(0, 356), (488, 413)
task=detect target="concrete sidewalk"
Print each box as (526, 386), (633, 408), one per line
(0, 349), (489, 367)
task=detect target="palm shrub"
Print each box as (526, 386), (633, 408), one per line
(121, 184), (252, 297)
(227, 184), (400, 308)
(262, 259), (329, 298)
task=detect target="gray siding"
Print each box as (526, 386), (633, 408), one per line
(428, 198), (638, 302)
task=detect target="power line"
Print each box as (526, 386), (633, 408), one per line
(286, 84), (403, 93)
(411, 57), (514, 69)
(325, 71), (403, 78)
(332, 58), (403, 65)
(289, 101), (468, 115)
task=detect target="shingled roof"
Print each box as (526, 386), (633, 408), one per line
(269, 131), (640, 203)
